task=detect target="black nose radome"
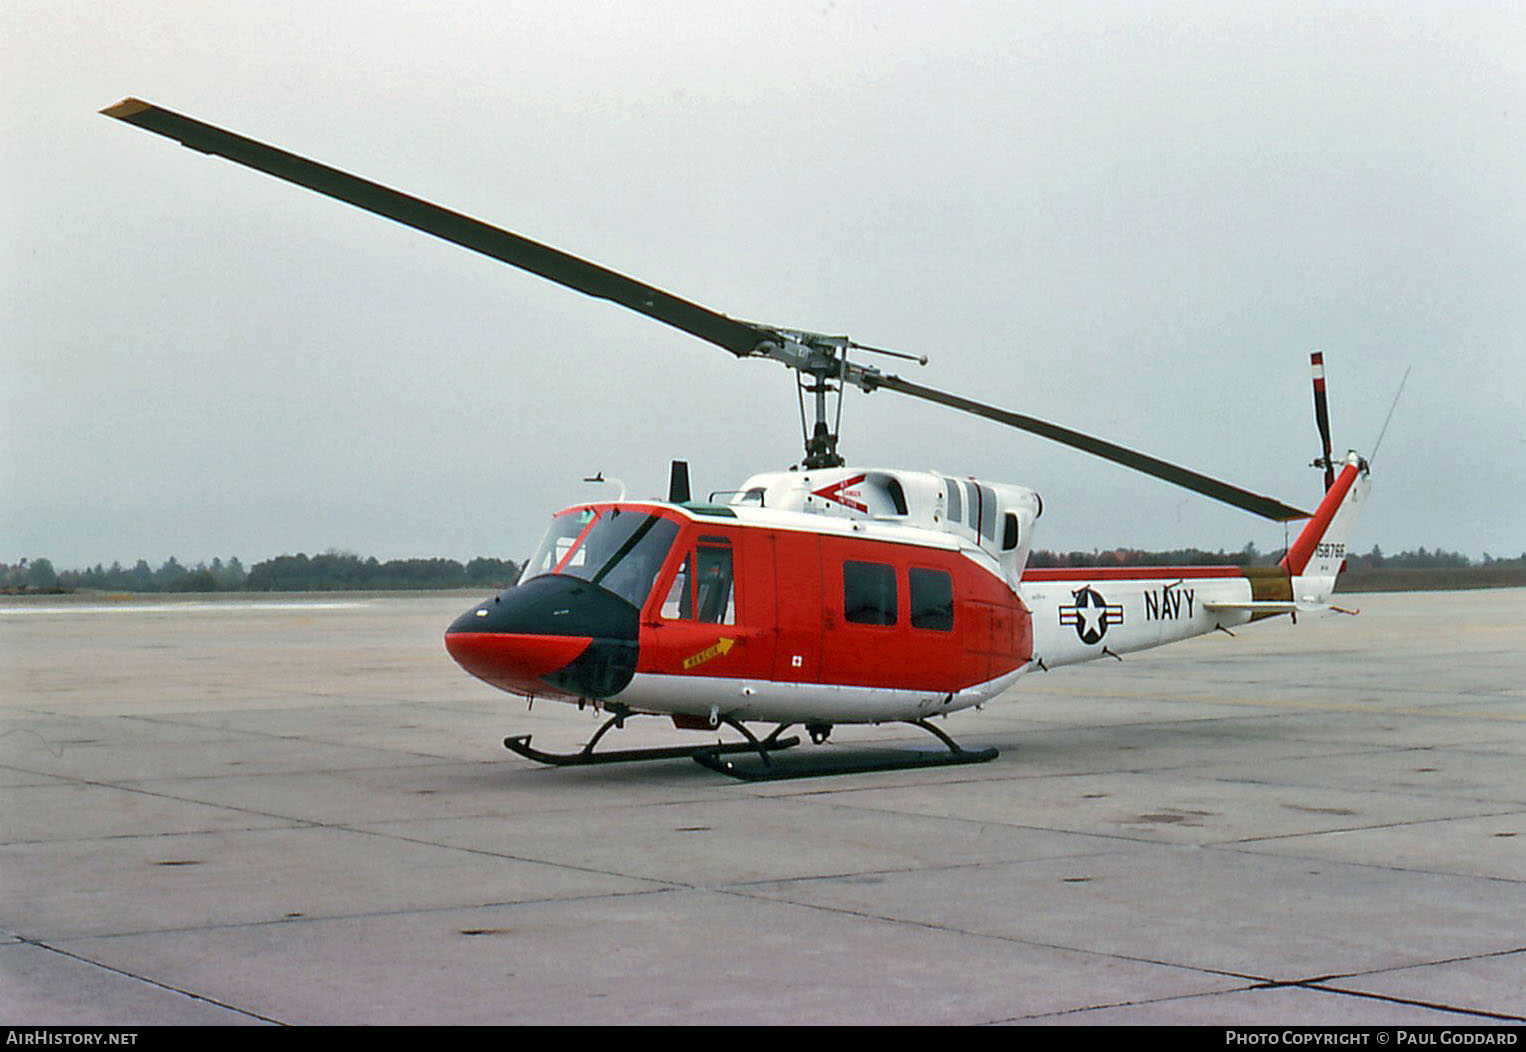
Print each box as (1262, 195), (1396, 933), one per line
(446, 575), (640, 699)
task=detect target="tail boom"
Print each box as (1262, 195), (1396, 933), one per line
(1019, 452), (1372, 670)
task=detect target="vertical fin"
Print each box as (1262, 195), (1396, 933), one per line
(1281, 453), (1370, 597)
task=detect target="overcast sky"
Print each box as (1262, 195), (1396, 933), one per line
(5, 1), (1523, 570)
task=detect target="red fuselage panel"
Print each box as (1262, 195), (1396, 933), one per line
(635, 521), (1031, 693)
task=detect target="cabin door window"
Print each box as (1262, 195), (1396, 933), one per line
(661, 536), (736, 625)
(842, 560), (897, 626)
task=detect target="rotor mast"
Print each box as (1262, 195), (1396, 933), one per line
(800, 361), (844, 470)
(759, 332), (851, 469)
(751, 330), (930, 469)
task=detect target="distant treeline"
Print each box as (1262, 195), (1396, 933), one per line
(1, 553), (521, 594)
(3, 546), (1522, 595)
(1027, 544), (1523, 571)
(1030, 543), (1278, 569)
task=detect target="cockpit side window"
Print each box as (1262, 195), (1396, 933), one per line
(662, 554), (694, 620)
(661, 534), (736, 625)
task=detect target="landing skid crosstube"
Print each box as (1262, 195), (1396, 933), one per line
(502, 707), (997, 781)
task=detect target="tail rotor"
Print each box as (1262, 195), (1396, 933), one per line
(1309, 351), (1336, 492)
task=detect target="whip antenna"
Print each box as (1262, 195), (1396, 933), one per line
(1370, 366), (1411, 465)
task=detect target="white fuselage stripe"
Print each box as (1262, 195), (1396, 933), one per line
(614, 667), (1029, 724)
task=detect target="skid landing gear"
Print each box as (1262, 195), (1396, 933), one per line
(692, 718), (997, 781)
(503, 705), (799, 767)
(504, 707), (997, 780)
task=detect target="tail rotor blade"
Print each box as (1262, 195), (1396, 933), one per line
(1310, 351), (1335, 491)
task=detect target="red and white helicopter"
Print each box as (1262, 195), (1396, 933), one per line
(105, 99), (1372, 779)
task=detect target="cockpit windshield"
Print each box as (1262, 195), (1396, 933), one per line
(522, 508), (680, 609)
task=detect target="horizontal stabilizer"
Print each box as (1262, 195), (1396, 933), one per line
(1205, 600), (1320, 614)
(1204, 599), (1359, 617)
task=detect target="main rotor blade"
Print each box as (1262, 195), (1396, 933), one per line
(875, 374), (1311, 521)
(104, 98), (1312, 522)
(100, 98), (771, 357)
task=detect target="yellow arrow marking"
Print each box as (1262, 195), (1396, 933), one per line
(682, 637), (736, 670)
